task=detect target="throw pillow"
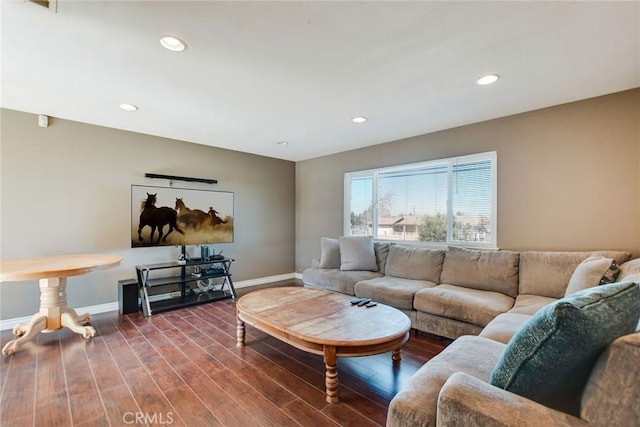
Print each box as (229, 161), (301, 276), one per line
(318, 237), (341, 269)
(339, 236), (378, 271)
(489, 282), (640, 416)
(565, 255), (615, 296)
(599, 261), (620, 285)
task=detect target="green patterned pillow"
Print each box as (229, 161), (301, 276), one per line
(489, 282), (640, 416)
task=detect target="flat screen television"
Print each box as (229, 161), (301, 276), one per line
(131, 184), (234, 248)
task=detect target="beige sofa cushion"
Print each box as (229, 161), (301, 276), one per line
(509, 294), (557, 315)
(387, 335), (505, 427)
(480, 294), (556, 344)
(354, 276), (436, 310)
(415, 312), (483, 339)
(414, 284), (515, 327)
(385, 245), (445, 282)
(302, 268), (382, 295)
(440, 246), (519, 297)
(618, 258), (640, 282)
(479, 312), (532, 344)
(518, 251), (631, 299)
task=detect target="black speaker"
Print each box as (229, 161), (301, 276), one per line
(118, 279), (140, 314)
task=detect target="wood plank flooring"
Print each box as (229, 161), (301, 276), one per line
(0, 280), (450, 426)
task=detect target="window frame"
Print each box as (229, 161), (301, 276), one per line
(343, 151), (498, 249)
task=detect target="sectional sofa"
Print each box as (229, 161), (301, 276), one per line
(302, 237), (640, 426)
(302, 238), (631, 339)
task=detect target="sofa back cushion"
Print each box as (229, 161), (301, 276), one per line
(618, 258), (640, 283)
(385, 245), (445, 282)
(440, 246), (519, 297)
(518, 251), (632, 299)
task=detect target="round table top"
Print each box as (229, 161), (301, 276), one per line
(0, 254), (123, 282)
(237, 286), (411, 347)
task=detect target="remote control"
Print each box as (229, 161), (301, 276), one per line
(357, 299), (371, 307)
(351, 298), (366, 305)
(365, 301), (377, 308)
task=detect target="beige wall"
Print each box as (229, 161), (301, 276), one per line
(0, 109), (295, 320)
(296, 89), (640, 272)
(2, 89), (638, 319)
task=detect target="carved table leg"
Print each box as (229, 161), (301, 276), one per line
(12, 323), (28, 337)
(392, 348), (402, 361)
(323, 346), (339, 403)
(3, 276), (102, 356)
(236, 317), (245, 347)
(38, 277), (67, 331)
(60, 308), (96, 339)
(2, 313), (47, 356)
(75, 311), (92, 326)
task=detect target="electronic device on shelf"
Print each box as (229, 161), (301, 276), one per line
(209, 249), (224, 261)
(204, 267), (225, 275)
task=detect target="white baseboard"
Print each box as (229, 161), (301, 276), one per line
(233, 272), (299, 288)
(0, 272), (300, 331)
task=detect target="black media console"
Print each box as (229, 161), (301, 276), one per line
(135, 257), (236, 317)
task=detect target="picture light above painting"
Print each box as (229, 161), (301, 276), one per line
(131, 185), (234, 248)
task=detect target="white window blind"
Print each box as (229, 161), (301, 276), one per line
(349, 174), (373, 236)
(451, 159), (494, 243)
(344, 152), (497, 248)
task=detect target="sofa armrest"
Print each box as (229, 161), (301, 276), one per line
(437, 372), (589, 427)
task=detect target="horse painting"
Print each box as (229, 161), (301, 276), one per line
(175, 198), (210, 230)
(138, 193), (184, 244)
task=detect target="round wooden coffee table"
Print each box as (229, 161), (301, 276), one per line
(236, 286), (411, 403)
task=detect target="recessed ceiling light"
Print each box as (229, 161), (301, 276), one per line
(352, 116), (368, 124)
(119, 103), (138, 111)
(277, 141), (289, 146)
(476, 74), (500, 85)
(160, 35), (187, 52)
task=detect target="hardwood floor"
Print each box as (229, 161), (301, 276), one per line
(0, 280), (449, 426)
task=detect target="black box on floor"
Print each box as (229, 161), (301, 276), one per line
(118, 279), (139, 314)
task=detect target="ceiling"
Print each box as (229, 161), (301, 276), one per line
(2, 1), (639, 162)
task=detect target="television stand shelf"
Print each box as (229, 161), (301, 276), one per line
(135, 257), (236, 317)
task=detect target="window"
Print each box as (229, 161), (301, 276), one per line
(344, 152), (497, 248)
